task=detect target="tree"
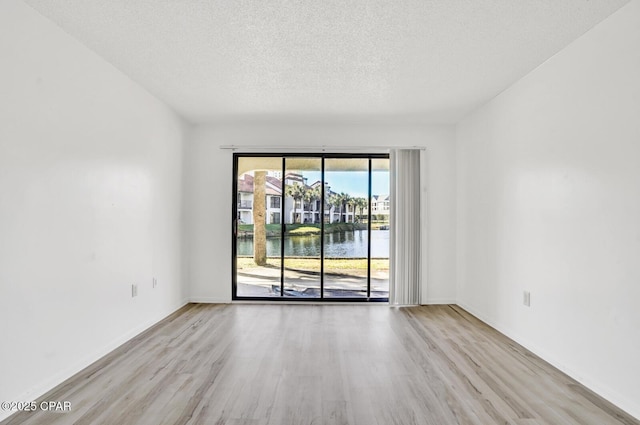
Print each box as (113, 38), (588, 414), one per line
(285, 183), (306, 224)
(330, 192), (351, 222)
(341, 193), (353, 222)
(354, 197), (368, 222)
(328, 193), (342, 223)
(253, 171), (267, 266)
(303, 186), (321, 223)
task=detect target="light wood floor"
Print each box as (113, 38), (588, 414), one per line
(3, 304), (638, 425)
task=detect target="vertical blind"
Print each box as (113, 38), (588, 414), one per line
(389, 149), (423, 306)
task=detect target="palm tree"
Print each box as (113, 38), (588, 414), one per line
(354, 197), (368, 222)
(328, 193), (341, 223)
(343, 194), (355, 223)
(303, 186), (321, 223)
(285, 183), (306, 223)
(335, 192), (351, 222)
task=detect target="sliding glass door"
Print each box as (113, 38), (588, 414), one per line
(283, 157), (322, 297)
(233, 153), (389, 301)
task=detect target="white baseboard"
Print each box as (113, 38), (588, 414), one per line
(456, 302), (640, 421)
(189, 297), (231, 304)
(190, 297), (456, 306)
(0, 300), (189, 423)
(422, 298), (456, 305)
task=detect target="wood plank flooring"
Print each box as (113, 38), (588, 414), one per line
(3, 304), (638, 425)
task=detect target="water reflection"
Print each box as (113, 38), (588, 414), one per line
(237, 230), (389, 258)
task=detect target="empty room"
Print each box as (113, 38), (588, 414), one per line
(1, 0), (639, 424)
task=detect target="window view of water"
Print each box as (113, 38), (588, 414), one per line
(235, 154), (390, 299)
(237, 229), (389, 258)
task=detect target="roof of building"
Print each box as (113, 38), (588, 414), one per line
(238, 174), (283, 196)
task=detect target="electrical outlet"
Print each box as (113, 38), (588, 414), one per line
(152, 277), (157, 288)
(132, 284), (138, 298)
(523, 291), (530, 307)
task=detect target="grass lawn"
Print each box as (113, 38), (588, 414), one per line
(288, 226), (320, 235)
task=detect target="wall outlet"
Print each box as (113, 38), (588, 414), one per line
(132, 284), (138, 298)
(152, 277), (157, 288)
(523, 291), (530, 307)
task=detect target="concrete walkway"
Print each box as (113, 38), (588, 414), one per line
(237, 267), (389, 298)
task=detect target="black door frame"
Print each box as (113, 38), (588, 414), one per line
(232, 152), (389, 302)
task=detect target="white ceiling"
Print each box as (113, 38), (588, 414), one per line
(24, 0), (630, 124)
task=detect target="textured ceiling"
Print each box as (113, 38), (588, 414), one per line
(24, 0), (631, 123)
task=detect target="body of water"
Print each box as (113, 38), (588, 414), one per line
(237, 229), (389, 258)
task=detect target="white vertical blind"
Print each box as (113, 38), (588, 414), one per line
(389, 149), (422, 306)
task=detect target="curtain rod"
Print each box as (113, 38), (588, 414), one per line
(219, 145), (426, 151)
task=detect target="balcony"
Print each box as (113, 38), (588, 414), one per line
(238, 200), (253, 209)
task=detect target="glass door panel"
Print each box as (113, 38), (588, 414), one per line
(235, 156), (283, 298)
(370, 158), (390, 298)
(323, 158), (369, 298)
(283, 158), (322, 297)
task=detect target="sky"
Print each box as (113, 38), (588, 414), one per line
(304, 171), (389, 198)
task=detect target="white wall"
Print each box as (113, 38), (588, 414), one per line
(185, 120), (456, 304)
(0, 1), (188, 419)
(456, 0), (640, 418)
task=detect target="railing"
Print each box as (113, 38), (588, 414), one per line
(238, 200), (253, 209)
